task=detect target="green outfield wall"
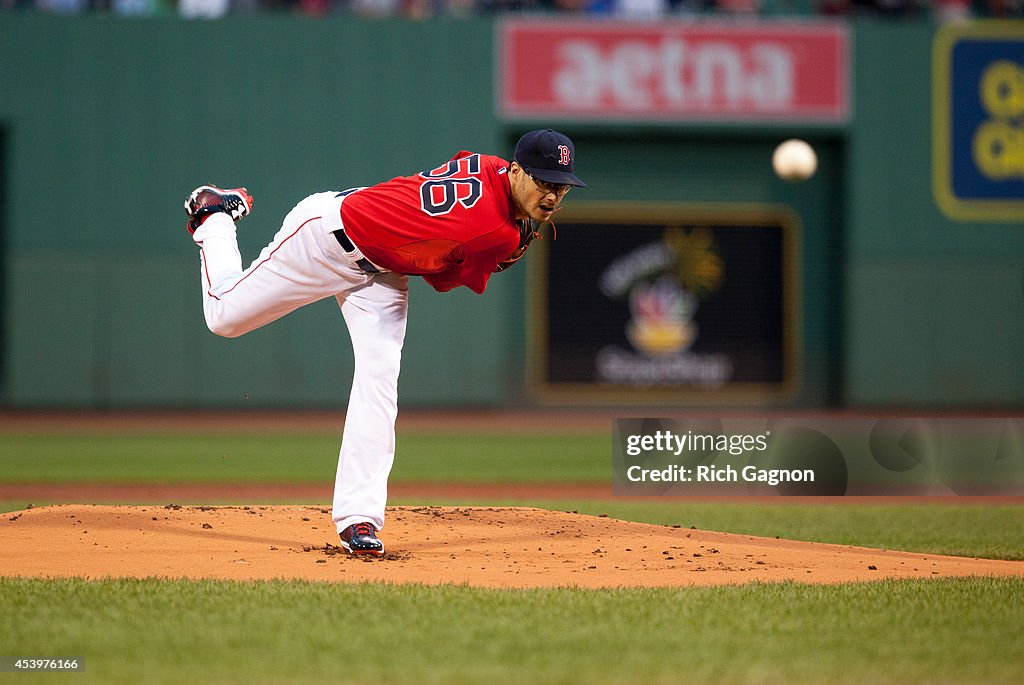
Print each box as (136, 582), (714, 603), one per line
(0, 15), (1020, 409)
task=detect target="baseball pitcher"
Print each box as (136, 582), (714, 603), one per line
(184, 129), (585, 555)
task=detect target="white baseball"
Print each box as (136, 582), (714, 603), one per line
(772, 139), (817, 182)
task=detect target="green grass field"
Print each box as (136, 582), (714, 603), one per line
(0, 432), (606, 483)
(1, 576), (1022, 685)
(1, 430), (1022, 684)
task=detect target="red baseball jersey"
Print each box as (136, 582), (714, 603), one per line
(340, 151), (522, 294)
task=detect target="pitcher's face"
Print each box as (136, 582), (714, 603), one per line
(509, 162), (570, 222)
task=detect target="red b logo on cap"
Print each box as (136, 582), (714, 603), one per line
(558, 145), (571, 166)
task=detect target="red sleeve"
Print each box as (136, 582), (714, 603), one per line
(422, 229), (519, 294)
(422, 269), (466, 293)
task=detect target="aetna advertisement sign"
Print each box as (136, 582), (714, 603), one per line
(497, 20), (850, 124)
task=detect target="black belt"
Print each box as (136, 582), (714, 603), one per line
(333, 229), (381, 274)
(332, 189), (380, 274)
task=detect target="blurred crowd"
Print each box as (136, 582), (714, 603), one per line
(1, 0), (1022, 21)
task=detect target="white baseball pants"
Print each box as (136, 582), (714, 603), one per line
(192, 191), (408, 534)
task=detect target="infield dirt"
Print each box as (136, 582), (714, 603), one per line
(3, 504), (1023, 589)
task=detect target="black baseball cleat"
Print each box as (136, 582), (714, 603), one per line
(184, 185), (254, 234)
(339, 522), (384, 556)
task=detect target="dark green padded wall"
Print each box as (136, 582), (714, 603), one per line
(1, 16), (1021, 409)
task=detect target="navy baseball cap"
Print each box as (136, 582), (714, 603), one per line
(513, 129), (586, 188)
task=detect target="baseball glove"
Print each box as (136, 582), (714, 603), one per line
(495, 218), (543, 272)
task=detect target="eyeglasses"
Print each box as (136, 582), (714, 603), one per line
(527, 173), (572, 197)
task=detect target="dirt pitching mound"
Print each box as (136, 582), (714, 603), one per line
(2, 505), (1022, 589)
